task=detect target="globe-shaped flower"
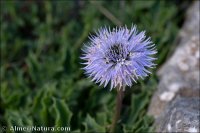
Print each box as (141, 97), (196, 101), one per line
(81, 25), (157, 90)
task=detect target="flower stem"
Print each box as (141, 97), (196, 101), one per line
(110, 87), (124, 133)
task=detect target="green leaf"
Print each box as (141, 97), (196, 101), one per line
(52, 98), (72, 128)
(5, 110), (33, 133)
(83, 114), (105, 132)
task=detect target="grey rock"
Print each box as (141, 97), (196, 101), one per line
(156, 98), (200, 133)
(147, 1), (200, 132)
(148, 1), (200, 118)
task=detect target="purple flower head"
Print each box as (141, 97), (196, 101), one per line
(81, 25), (157, 90)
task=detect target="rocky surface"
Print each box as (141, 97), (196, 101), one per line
(148, 1), (200, 132)
(156, 98), (200, 132)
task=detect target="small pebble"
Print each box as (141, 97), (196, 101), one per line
(178, 61), (189, 71)
(168, 83), (181, 93)
(159, 91), (175, 102)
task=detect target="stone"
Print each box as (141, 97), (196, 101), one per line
(148, 1), (200, 118)
(159, 91), (175, 102)
(147, 1), (200, 132)
(155, 98), (200, 133)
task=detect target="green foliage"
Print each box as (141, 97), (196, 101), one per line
(83, 114), (105, 132)
(0, 1), (189, 132)
(122, 78), (157, 133)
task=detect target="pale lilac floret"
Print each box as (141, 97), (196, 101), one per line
(81, 25), (157, 90)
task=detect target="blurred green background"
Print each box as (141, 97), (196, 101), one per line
(0, 0), (192, 133)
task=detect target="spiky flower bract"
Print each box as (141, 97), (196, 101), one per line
(81, 25), (157, 90)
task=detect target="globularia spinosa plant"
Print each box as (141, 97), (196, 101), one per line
(81, 25), (157, 132)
